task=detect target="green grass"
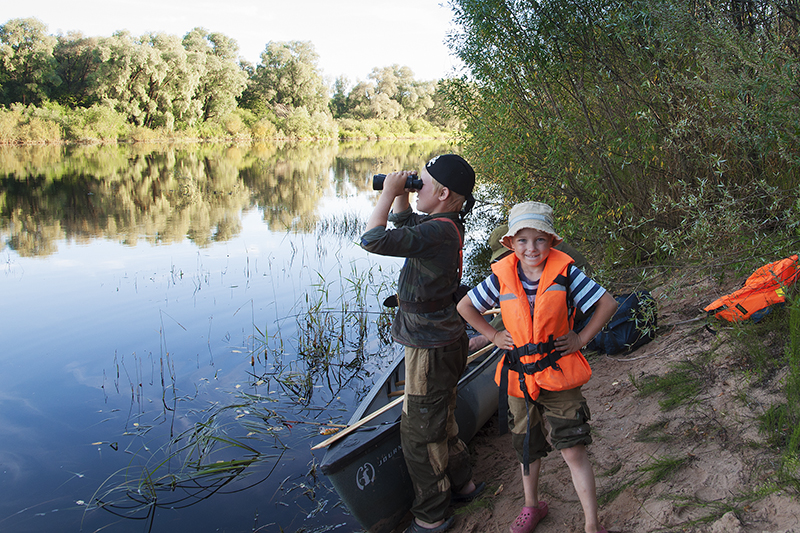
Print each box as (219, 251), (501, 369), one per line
(633, 419), (675, 443)
(630, 358), (710, 411)
(637, 454), (693, 487)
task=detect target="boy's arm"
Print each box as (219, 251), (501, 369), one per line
(457, 295), (515, 350)
(554, 291), (618, 354)
(365, 171), (413, 231)
(468, 313), (505, 351)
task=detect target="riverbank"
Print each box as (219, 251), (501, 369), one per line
(0, 103), (456, 145)
(394, 266), (800, 533)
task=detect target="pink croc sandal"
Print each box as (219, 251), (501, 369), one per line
(509, 501), (548, 533)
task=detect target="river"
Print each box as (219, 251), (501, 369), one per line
(0, 139), (454, 533)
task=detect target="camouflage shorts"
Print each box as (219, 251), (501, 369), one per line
(508, 386), (592, 463)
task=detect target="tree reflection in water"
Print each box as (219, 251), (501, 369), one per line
(0, 139), (451, 256)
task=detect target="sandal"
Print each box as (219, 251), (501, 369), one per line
(509, 501), (548, 533)
(404, 516), (454, 533)
(451, 481), (486, 504)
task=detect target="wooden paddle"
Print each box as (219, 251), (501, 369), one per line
(310, 343), (498, 451)
(310, 394), (404, 450)
(465, 342), (497, 364)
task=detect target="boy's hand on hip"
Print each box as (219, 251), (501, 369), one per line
(493, 330), (514, 351)
(555, 330), (583, 354)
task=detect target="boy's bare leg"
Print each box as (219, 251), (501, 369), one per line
(560, 444), (601, 533)
(455, 479), (477, 495)
(520, 458), (542, 507)
(413, 518), (445, 528)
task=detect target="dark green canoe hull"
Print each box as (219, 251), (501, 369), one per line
(320, 347), (502, 533)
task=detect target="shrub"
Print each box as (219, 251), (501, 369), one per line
(309, 111), (338, 139)
(70, 105), (129, 142)
(279, 107), (312, 138)
(251, 117), (278, 140)
(223, 113), (246, 136)
(0, 104), (62, 143)
(337, 118), (363, 139)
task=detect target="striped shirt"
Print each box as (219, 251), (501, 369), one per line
(467, 263), (605, 317)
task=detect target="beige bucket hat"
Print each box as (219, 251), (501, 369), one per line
(500, 201), (563, 250)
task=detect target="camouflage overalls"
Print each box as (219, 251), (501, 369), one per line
(360, 207), (472, 524)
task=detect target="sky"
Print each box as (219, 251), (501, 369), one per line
(4, 0), (463, 83)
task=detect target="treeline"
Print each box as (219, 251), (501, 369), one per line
(446, 0), (800, 268)
(0, 18), (457, 143)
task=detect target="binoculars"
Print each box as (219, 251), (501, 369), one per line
(372, 173), (423, 191)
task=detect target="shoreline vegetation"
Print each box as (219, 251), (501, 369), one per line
(0, 103), (457, 145)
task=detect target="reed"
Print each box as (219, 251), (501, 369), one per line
(93, 225), (398, 529)
(315, 211), (366, 241)
(88, 396), (288, 529)
(266, 261), (397, 407)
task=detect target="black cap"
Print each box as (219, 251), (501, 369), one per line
(425, 154), (475, 198)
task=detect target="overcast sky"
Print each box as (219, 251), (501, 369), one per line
(4, 0), (463, 82)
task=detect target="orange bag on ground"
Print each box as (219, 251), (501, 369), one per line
(704, 255), (799, 322)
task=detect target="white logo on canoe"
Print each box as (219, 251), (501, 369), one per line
(356, 462), (376, 490)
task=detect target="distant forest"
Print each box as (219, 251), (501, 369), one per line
(0, 17), (458, 142)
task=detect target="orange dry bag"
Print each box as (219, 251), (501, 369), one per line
(704, 255), (799, 322)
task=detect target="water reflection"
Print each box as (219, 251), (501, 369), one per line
(0, 139), (454, 533)
(0, 139), (452, 256)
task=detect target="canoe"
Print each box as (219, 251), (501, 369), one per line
(318, 344), (502, 533)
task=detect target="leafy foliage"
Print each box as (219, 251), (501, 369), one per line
(242, 40), (328, 115)
(0, 17), (59, 105)
(444, 0), (800, 266)
(331, 64), (438, 121)
(0, 18), (455, 141)
(182, 28), (248, 122)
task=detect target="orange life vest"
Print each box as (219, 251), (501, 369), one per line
(492, 248), (593, 400)
(704, 255), (799, 322)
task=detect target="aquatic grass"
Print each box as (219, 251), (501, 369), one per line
(596, 454), (692, 506)
(261, 260), (397, 408)
(630, 357), (712, 411)
(315, 211), (366, 241)
(722, 302), (793, 387)
(95, 238), (400, 530)
(88, 396), (289, 530)
(756, 294), (800, 489)
(662, 493), (746, 530)
(597, 478), (636, 507)
(634, 419), (675, 443)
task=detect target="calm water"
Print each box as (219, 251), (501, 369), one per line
(0, 139), (453, 532)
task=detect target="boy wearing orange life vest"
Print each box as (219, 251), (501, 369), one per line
(457, 201), (617, 533)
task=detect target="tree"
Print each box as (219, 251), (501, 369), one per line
(445, 0), (800, 260)
(344, 79), (401, 119)
(0, 17), (59, 105)
(243, 40), (328, 115)
(182, 28), (247, 122)
(329, 75), (350, 118)
(95, 31), (158, 126)
(333, 64), (437, 120)
(95, 31), (202, 128)
(369, 65), (435, 119)
(52, 31), (101, 107)
(424, 83), (463, 130)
